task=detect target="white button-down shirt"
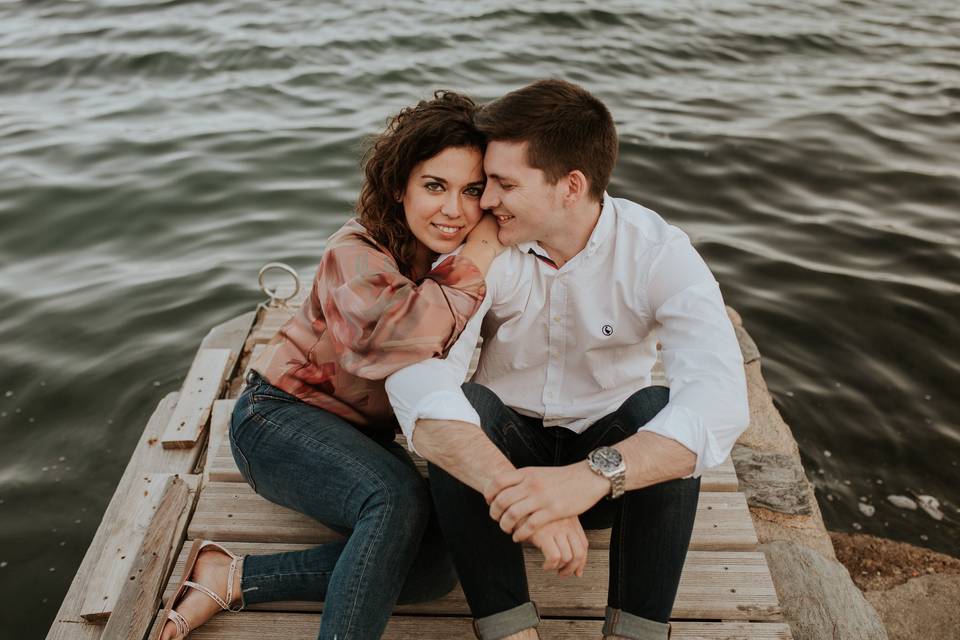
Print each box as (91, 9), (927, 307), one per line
(385, 194), (749, 477)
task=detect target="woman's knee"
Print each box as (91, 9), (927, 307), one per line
(367, 467), (433, 535)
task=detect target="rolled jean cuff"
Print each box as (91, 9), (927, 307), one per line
(473, 601), (540, 639)
(603, 607), (670, 640)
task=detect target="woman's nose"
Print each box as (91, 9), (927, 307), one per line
(440, 193), (461, 217)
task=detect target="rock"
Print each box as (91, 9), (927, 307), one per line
(913, 495), (944, 521)
(762, 540), (888, 640)
(736, 360), (801, 456)
(734, 323), (761, 363)
(865, 574), (960, 640)
(887, 495), (917, 511)
(732, 444), (813, 515)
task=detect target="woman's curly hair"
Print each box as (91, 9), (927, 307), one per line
(357, 90), (486, 277)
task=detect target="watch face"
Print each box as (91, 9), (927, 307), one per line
(591, 446), (623, 472)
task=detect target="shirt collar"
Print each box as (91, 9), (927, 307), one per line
(585, 193), (615, 258)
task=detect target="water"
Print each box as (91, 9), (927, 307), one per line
(1, 0), (958, 634)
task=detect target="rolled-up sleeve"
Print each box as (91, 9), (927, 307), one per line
(640, 232), (749, 477)
(385, 294), (491, 454)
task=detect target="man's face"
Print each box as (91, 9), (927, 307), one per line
(480, 141), (561, 246)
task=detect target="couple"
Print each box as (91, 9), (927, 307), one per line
(159, 79), (749, 640)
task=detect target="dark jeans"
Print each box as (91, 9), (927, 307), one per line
(229, 372), (456, 640)
(428, 383), (700, 640)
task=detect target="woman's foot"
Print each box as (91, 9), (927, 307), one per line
(159, 546), (243, 640)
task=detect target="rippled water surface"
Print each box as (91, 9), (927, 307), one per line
(1, 0), (959, 634)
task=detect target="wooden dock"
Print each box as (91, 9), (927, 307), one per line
(47, 300), (794, 640)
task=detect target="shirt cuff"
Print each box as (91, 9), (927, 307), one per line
(398, 389), (482, 455)
(638, 404), (724, 478)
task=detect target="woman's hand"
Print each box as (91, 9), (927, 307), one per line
(460, 214), (506, 274)
(466, 213), (506, 254)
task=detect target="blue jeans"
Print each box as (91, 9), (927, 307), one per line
(428, 383), (701, 640)
(229, 372), (457, 640)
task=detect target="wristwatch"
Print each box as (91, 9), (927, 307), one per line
(587, 446), (626, 499)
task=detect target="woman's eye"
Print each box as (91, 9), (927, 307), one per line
(464, 186), (483, 197)
(425, 182), (444, 192)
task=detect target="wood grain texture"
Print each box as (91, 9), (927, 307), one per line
(178, 613), (793, 639)
(101, 476), (192, 640)
(187, 482), (757, 551)
(161, 348), (232, 449)
(208, 433), (739, 492)
(47, 394), (198, 640)
(202, 400), (236, 485)
(164, 541), (781, 621)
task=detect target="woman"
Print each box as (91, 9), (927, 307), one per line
(159, 91), (503, 640)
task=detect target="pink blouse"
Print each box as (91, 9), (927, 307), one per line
(251, 218), (486, 433)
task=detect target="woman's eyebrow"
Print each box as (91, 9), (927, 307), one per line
(420, 174), (447, 182)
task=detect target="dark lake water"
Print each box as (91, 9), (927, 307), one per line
(1, 0), (958, 635)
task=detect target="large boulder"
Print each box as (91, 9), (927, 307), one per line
(865, 574), (960, 640)
(762, 540), (888, 640)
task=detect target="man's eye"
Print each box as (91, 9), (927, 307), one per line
(464, 186), (483, 197)
(425, 182), (444, 192)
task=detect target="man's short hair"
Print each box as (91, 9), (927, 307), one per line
(475, 79), (617, 202)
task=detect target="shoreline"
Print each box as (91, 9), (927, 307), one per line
(731, 307), (959, 640)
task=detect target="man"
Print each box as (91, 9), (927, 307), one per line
(385, 79), (749, 640)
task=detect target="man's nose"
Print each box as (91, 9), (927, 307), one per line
(480, 185), (498, 209)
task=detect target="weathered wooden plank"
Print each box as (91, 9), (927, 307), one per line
(101, 475), (192, 640)
(188, 482), (756, 551)
(208, 433), (739, 492)
(173, 611), (792, 639)
(80, 473), (189, 621)
(199, 312), (257, 380)
(161, 348), (232, 449)
(47, 393), (203, 640)
(202, 400), (236, 485)
(164, 542), (780, 621)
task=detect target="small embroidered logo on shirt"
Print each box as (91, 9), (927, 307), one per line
(601, 324), (613, 336)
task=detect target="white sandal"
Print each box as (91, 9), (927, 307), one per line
(156, 540), (243, 639)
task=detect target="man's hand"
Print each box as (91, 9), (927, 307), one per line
(528, 516), (589, 578)
(485, 463), (610, 543)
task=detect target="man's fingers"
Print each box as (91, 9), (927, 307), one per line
(555, 534), (574, 577)
(499, 498), (536, 534)
(539, 536), (561, 571)
(489, 484), (526, 521)
(483, 470), (525, 504)
(513, 510), (548, 542)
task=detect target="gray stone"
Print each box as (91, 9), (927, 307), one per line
(732, 444), (814, 515)
(762, 540), (888, 640)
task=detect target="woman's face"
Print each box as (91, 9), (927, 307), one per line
(402, 145), (485, 256)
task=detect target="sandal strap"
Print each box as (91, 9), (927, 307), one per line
(183, 579), (232, 611)
(167, 608), (191, 638)
(197, 540), (244, 612)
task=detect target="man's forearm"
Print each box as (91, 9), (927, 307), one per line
(412, 419), (516, 494)
(615, 431), (696, 490)
(566, 430), (697, 497)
